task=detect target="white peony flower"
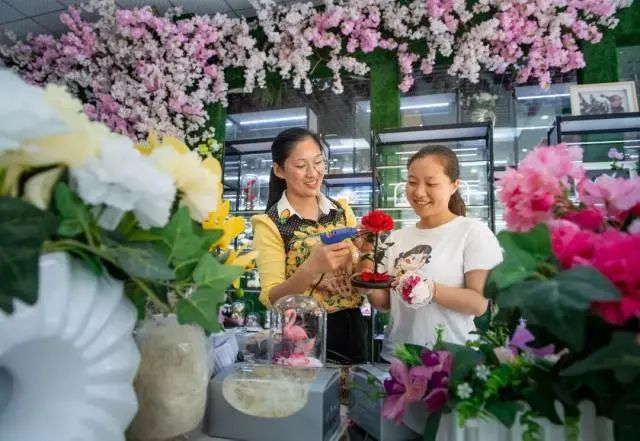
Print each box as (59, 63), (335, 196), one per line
(0, 69), (69, 153)
(71, 135), (176, 229)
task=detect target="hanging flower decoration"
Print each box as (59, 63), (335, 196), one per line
(0, 0), (631, 146)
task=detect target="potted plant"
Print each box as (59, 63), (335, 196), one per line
(0, 70), (254, 441)
(379, 143), (640, 441)
(351, 210), (395, 289)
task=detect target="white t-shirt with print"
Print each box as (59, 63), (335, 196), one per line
(379, 216), (503, 361)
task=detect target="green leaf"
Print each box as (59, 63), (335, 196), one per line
(612, 384), (640, 441)
(68, 248), (103, 276)
(422, 410), (442, 441)
(486, 225), (556, 296)
(156, 206), (220, 281)
(193, 253), (245, 290)
(497, 266), (621, 351)
(486, 401), (522, 427)
(0, 197), (59, 312)
(521, 367), (563, 425)
(498, 224), (552, 261)
(176, 287), (225, 333)
(125, 283), (147, 320)
(562, 333), (640, 383)
(440, 342), (484, 383)
(394, 343), (424, 366)
(53, 182), (91, 237)
(105, 239), (174, 281)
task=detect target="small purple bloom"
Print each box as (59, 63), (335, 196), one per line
(507, 320), (555, 357)
(608, 148), (624, 161)
(430, 371), (449, 389)
(421, 350), (441, 367)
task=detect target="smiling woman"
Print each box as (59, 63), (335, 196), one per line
(251, 128), (372, 364)
(363, 145), (504, 360)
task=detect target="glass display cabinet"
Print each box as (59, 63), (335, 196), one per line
(548, 112), (640, 179)
(372, 122), (496, 231)
(226, 107), (318, 142)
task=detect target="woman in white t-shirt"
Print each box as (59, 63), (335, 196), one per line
(363, 145), (503, 361)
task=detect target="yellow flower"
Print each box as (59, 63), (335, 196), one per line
(149, 136), (222, 222)
(23, 167), (64, 210)
(225, 245), (259, 288)
(0, 84), (105, 169)
(135, 129), (189, 156)
(202, 200), (245, 249)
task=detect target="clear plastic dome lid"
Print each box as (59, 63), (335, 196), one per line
(269, 295), (326, 368)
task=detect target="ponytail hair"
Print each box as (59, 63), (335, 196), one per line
(407, 145), (466, 217)
(266, 127), (324, 211)
(267, 168), (287, 211)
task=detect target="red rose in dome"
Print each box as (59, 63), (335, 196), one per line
(362, 210), (394, 233)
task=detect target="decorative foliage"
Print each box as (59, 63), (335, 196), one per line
(0, 0), (632, 145)
(0, 69), (254, 333)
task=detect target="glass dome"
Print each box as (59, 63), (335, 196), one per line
(269, 295), (326, 368)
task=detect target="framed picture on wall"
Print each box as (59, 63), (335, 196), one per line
(569, 81), (639, 115)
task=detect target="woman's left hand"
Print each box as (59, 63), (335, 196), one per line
(352, 224), (374, 255)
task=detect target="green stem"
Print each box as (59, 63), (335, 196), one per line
(373, 232), (379, 275)
(537, 261), (559, 276)
(130, 276), (171, 314)
(44, 239), (171, 314)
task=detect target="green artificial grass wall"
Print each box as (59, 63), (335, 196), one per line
(368, 51), (402, 131)
(580, 2), (640, 84)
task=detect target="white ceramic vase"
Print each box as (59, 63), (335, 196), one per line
(0, 252), (140, 441)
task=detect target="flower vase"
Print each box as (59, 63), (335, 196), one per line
(126, 315), (211, 441)
(0, 252), (140, 441)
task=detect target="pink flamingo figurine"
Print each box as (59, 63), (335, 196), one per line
(283, 309), (309, 342)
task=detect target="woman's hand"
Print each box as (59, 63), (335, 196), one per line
(352, 224), (374, 255)
(304, 241), (353, 273)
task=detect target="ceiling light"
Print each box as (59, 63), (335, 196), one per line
(239, 116), (307, 125)
(516, 93), (569, 100)
(540, 115), (550, 120)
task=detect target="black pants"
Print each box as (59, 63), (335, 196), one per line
(326, 308), (367, 365)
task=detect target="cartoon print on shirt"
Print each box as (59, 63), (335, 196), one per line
(392, 244), (433, 308)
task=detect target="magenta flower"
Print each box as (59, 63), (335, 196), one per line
(420, 349), (453, 413)
(382, 359), (430, 423)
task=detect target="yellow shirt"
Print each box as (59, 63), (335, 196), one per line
(252, 193), (362, 313)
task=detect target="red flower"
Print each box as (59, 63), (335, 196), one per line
(362, 210), (394, 233)
(360, 271), (391, 282)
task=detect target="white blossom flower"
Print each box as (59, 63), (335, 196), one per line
(456, 382), (473, 400)
(71, 135), (176, 229)
(0, 69), (69, 152)
(474, 364), (491, 381)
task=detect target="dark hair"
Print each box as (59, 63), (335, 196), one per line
(394, 244), (432, 268)
(266, 127), (324, 210)
(407, 145), (466, 216)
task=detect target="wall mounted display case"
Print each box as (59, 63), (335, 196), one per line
(548, 112), (640, 179)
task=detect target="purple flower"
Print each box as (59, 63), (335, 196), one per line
(382, 359), (430, 424)
(507, 320), (555, 357)
(608, 148), (625, 161)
